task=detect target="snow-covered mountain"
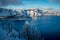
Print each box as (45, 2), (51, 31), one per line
(0, 8), (31, 20)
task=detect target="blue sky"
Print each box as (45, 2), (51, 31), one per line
(1, 0), (60, 9)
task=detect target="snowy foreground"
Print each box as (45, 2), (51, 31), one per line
(0, 20), (41, 40)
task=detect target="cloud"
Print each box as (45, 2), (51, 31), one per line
(0, 0), (23, 7)
(49, 0), (60, 2)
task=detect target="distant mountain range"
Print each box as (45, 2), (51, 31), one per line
(0, 8), (31, 19)
(0, 8), (60, 19)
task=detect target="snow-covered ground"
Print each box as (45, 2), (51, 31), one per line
(0, 20), (41, 40)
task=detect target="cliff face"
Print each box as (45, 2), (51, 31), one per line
(0, 8), (18, 19)
(0, 8), (16, 17)
(0, 8), (31, 19)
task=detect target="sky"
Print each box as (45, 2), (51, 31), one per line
(0, 0), (60, 9)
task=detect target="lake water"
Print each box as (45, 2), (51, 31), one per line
(29, 16), (60, 40)
(0, 16), (60, 40)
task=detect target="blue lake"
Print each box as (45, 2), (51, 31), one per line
(29, 16), (60, 40)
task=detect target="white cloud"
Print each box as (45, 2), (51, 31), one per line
(49, 0), (60, 2)
(0, 0), (23, 7)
